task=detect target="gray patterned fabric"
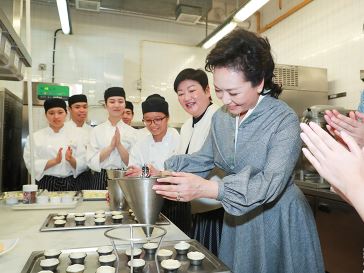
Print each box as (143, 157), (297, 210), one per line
(165, 96), (324, 273)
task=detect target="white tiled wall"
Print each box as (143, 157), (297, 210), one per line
(264, 0), (364, 109)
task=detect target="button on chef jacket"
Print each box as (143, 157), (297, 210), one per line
(129, 127), (180, 170)
(23, 126), (88, 181)
(87, 119), (138, 172)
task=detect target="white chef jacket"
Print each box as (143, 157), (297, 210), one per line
(87, 119), (139, 172)
(138, 127), (151, 138)
(23, 126), (88, 181)
(178, 104), (222, 213)
(129, 127), (180, 170)
(64, 120), (91, 148)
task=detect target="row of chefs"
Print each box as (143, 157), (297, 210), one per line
(23, 68), (224, 255)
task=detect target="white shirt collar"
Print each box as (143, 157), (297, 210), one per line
(237, 95), (265, 125)
(234, 95), (265, 152)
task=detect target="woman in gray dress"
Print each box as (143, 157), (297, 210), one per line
(154, 28), (324, 273)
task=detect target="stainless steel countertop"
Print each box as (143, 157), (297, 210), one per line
(295, 180), (344, 202)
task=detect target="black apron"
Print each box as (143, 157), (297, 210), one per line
(37, 175), (77, 191)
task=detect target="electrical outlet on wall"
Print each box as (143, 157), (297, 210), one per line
(38, 63), (47, 71)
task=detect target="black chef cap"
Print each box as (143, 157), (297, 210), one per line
(142, 94), (169, 116)
(125, 101), (134, 113)
(44, 98), (67, 113)
(68, 94), (87, 107)
(104, 87), (126, 102)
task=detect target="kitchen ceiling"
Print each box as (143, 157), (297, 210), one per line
(31, 0), (250, 26)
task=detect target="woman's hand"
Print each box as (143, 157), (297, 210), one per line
(153, 172), (218, 202)
(125, 165), (142, 177)
(300, 121), (364, 220)
(324, 110), (364, 148)
(300, 122), (364, 197)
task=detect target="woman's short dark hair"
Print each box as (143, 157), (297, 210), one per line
(173, 68), (209, 92)
(205, 28), (282, 98)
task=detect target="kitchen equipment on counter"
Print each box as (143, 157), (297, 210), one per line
(107, 179), (129, 211)
(21, 239), (232, 273)
(11, 191), (82, 210)
(274, 65), (329, 119)
(106, 169), (129, 211)
(39, 211), (170, 232)
(295, 105), (350, 188)
(301, 105), (349, 129)
(107, 170), (165, 237)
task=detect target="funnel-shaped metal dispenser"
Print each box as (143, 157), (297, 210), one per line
(107, 170), (164, 237)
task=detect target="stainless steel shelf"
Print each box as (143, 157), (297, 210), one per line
(0, 8), (31, 67)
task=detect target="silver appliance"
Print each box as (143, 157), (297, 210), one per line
(274, 64), (329, 117)
(0, 88), (23, 192)
(273, 65), (334, 188)
(295, 104), (350, 188)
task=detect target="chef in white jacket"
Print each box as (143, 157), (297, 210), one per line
(128, 94), (180, 171)
(23, 98), (88, 191)
(65, 94), (91, 143)
(126, 94), (191, 233)
(65, 94), (93, 189)
(173, 68), (224, 255)
(87, 87), (138, 189)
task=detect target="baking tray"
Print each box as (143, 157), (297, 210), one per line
(40, 211), (170, 232)
(21, 239), (231, 273)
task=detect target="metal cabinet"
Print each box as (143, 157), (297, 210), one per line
(303, 193), (364, 273)
(0, 88), (23, 192)
(304, 194), (316, 216)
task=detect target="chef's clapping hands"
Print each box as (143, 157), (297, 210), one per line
(300, 122), (364, 220)
(100, 127), (129, 164)
(324, 110), (364, 148)
(153, 172), (218, 202)
(44, 147), (63, 171)
(65, 146), (73, 161)
(110, 127), (121, 149)
(65, 146), (77, 169)
(55, 147), (63, 164)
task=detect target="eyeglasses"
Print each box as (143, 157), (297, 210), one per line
(143, 116), (166, 126)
